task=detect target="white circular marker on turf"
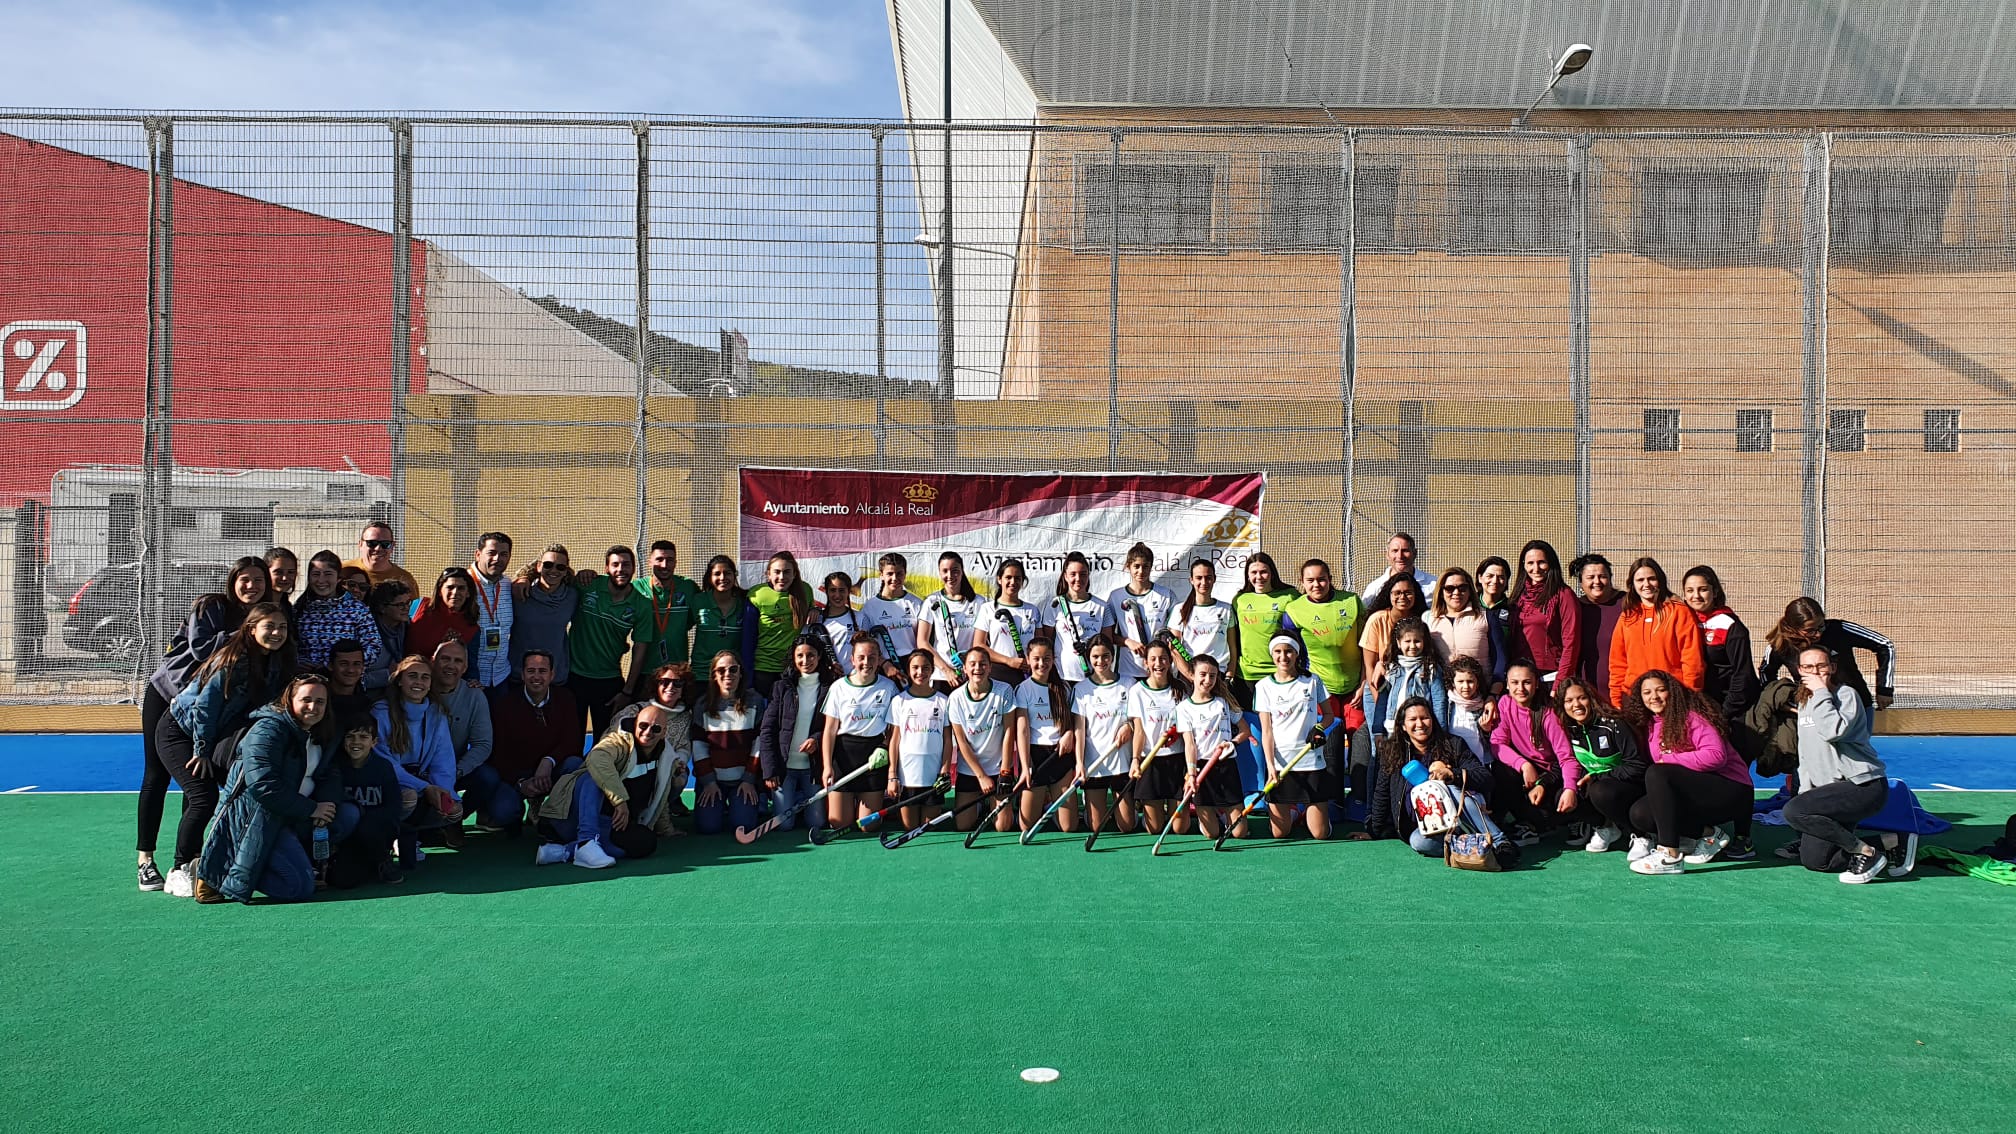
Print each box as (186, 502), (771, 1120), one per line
(1020, 1067), (1060, 1084)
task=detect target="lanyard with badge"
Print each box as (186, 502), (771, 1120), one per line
(473, 573), (504, 650)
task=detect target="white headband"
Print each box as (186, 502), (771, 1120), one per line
(1269, 634), (1301, 655)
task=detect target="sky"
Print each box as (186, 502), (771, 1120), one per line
(0, 0), (905, 117)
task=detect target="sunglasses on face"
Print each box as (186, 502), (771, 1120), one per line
(1444, 583), (1472, 593)
(363, 539), (392, 550)
(635, 723), (664, 736)
(715, 665), (740, 675)
(657, 677), (682, 686)
(540, 561), (567, 572)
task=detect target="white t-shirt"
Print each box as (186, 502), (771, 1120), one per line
(1360, 567), (1439, 605)
(919, 591), (979, 682)
(889, 689), (949, 787)
(1073, 677), (1136, 777)
(1252, 673), (1331, 771)
(1104, 584), (1175, 680)
(821, 675), (897, 738)
(1172, 600), (1234, 669)
(1015, 678), (1071, 749)
(1128, 682), (1183, 763)
(981, 600), (1043, 664)
(861, 591), (924, 661)
(787, 673), (822, 770)
(1048, 594), (1110, 684)
(811, 606), (863, 667)
(1176, 696), (1239, 766)
(949, 681), (1017, 777)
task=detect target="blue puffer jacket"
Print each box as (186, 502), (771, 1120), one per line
(167, 656), (288, 761)
(197, 704), (340, 901)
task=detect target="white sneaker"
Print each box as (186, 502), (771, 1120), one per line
(1631, 850), (1685, 875)
(1626, 835), (1655, 862)
(1584, 825), (1624, 853)
(164, 866), (195, 898)
(1885, 833), (1919, 878)
(572, 839), (616, 869)
(1683, 826), (1731, 865)
(534, 842), (571, 866)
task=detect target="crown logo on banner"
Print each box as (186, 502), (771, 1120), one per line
(903, 480), (939, 505)
(1202, 515), (1258, 549)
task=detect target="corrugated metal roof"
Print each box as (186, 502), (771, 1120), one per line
(965, 0), (2016, 110)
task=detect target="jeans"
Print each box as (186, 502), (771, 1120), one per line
(1783, 776), (1888, 872)
(256, 831), (316, 903)
(694, 777), (763, 836)
(770, 767), (822, 830)
(460, 763), (532, 830)
(1406, 791), (1506, 855)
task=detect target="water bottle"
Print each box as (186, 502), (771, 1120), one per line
(1401, 759), (1430, 788)
(312, 825), (330, 869)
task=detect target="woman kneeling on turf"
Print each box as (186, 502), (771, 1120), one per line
(693, 651), (765, 836)
(950, 645), (1019, 832)
(1073, 639), (1137, 834)
(1127, 639), (1187, 834)
(1557, 675), (1650, 857)
(1488, 662), (1583, 842)
(1620, 670), (1752, 875)
(822, 634), (898, 826)
(1364, 697), (1511, 861)
(195, 674), (340, 903)
(1253, 635), (1335, 839)
(1784, 646), (1893, 883)
(888, 649), (951, 830)
(1015, 638), (1078, 832)
(1177, 654), (1251, 841)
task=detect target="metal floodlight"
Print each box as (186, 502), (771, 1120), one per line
(1514, 42), (1595, 128)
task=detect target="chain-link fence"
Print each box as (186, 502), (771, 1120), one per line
(2, 113), (2010, 706)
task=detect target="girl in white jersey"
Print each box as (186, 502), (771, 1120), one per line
(1014, 638), (1079, 832)
(1106, 542), (1175, 682)
(916, 551), (980, 691)
(1171, 558), (1233, 685)
(808, 571), (859, 675)
(1049, 552), (1109, 685)
(949, 645), (1019, 832)
(1177, 654), (1251, 841)
(888, 649), (950, 829)
(1073, 638), (1137, 835)
(1128, 639), (1188, 834)
(1252, 635), (1337, 840)
(860, 553), (924, 682)
(981, 559), (1041, 684)
(820, 635), (896, 826)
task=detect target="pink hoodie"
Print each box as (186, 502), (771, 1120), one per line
(1489, 695), (1583, 785)
(1647, 711), (1749, 785)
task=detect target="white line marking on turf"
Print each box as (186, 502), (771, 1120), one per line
(1931, 783), (1965, 791)
(3, 786), (35, 793)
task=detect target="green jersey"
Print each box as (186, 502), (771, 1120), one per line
(747, 583), (805, 674)
(692, 592), (748, 671)
(1283, 592), (1364, 695)
(1233, 587), (1299, 682)
(635, 573), (702, 666)
(568, 579), (658, 681)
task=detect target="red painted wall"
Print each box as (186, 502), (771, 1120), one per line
(0, 133), (422, 505)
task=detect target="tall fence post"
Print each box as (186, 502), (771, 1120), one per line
(1568, 136), (1593, 554)
(141, 116), (175, 668)
(873, 126), (888, 463)
(390, 120), (413, 528)
(1800, 134), (1830, 602)
(1340, 129), (1358, 588)
(1106, 129), (1123, 470)
(633, 122), (652, 552)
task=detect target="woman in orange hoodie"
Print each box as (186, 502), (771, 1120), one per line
(1608, 557), (1705, 707)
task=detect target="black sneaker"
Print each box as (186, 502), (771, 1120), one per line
(1494, 844), (1523, 869)
(1718, 836), (1757, 862)
(1839, 849), (1888, 884)
(137, 861), (166, 892)
(377, 860), (405, 885)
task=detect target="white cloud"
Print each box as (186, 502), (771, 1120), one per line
(0, 0), (897, 116)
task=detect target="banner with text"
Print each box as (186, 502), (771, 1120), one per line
(738, 468), (1266, 599)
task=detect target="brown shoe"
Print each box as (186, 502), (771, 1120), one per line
(193, 878), (228, 904)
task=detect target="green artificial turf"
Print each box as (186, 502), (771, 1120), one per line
(5, 793), (2015, 1134)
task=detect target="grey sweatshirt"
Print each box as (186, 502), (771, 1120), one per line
(1795, 683), (1886, 788)
(511, 581), (579, 684)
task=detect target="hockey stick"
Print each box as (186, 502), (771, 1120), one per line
(1084, 724), (1180, 852)
(1151, 740), (1234, 856)
(1212, 738), (1316, 851)
(1020, 772), (1083, 845)
(881, 788), (993, 848)
(734, 748), (888, 844)
(965, 745), (1068, 848)
(806, 776), (945, 846)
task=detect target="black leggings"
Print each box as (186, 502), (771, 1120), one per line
(1783, 777), (1888, 872)
(1629, 763), (1752, 849)
(137, 684), (173, 854)
(153, 713), (222, 868)
(1584, 773), (1647, 835)
(1492, 766), (1589, 831)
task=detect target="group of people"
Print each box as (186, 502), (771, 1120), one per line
(132, 521), (1929, 904)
